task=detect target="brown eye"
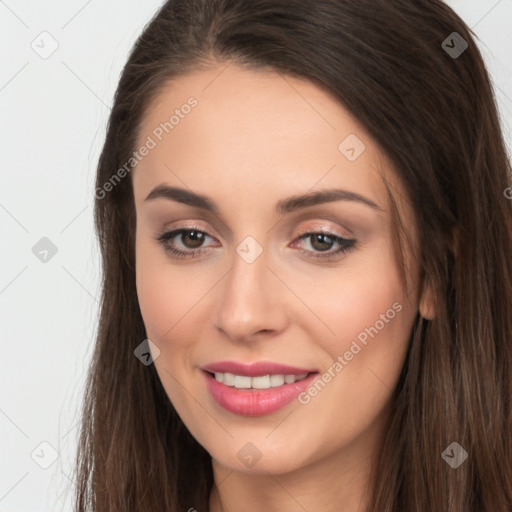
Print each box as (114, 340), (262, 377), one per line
(180, 230), (205, 248)
(293, 231), (356, 261)
(156, 227), (218, 259)
(309, 233), (334, 252)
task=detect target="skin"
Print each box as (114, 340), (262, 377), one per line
(132, 61), (434, 512)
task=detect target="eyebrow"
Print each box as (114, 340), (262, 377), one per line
(144, 185), (384, 214)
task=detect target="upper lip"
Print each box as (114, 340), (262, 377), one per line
(202, 360), (318, 377)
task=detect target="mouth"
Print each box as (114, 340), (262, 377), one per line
(201, 361), (320, 416)
(203, 370), (314, 390)
(202, 360), (318, 378)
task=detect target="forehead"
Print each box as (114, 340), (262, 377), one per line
(132, 63), (398, 213)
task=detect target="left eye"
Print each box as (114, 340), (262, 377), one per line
(293, 232), (356, 259)
(155, 228), (356, 260)
(299, 232), (343, 251)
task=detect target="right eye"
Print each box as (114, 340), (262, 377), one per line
(155, 227), (219, 259)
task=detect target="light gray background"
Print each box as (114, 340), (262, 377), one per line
(1, 1), (511, 511)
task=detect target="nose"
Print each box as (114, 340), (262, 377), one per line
(213, 241), (289, 343)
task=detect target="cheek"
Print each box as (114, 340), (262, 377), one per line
(302, 238), (410, 352)
(299, 243), (415, 405)
(135, 234), (186, 342)
(135, 235), (222, 345)
(136, 261), (200, 343)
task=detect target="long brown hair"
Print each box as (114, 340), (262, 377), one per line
(75, 1), (512, 510)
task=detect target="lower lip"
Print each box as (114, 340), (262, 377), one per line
(202, 371), (318, 416)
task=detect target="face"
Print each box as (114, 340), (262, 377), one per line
(132, 62), (426, 476)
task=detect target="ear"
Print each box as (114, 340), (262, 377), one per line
(419, 277), (436, 320)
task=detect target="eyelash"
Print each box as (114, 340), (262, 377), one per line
(155, 224), (356, 261)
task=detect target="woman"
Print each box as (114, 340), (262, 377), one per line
(76, 1), (512, 510)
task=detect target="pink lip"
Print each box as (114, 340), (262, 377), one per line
(202, 360), (317, 377)
(201, 361), (319, 416)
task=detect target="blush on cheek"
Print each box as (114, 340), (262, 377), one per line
(320, 277), (403, 348)
(136, 261), (212, 349)
(136, 260), (175, 341)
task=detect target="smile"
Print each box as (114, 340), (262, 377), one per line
(201, 361), (319, 416)
(211, 372), (309, 389)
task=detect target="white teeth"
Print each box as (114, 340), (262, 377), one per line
(252, 375), (270, 389)
(223, 372), (235, 386)
(269, 374), (284, 387)
(234, 375), (252, 389)
(213, 372), (309, 389)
